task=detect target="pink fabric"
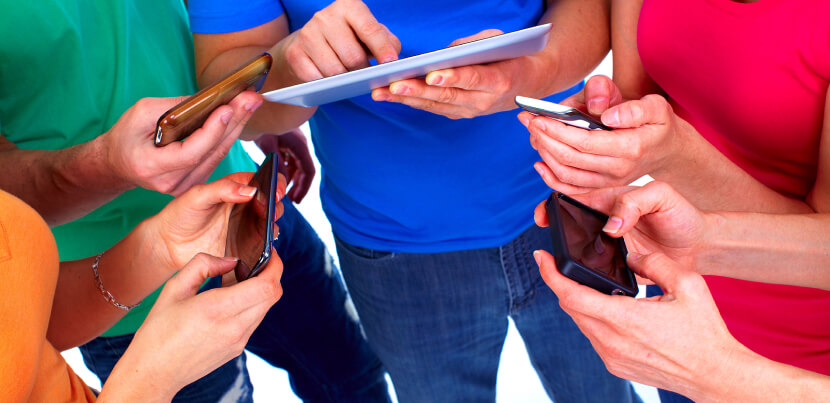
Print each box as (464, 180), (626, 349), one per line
(638, 0), (830, 374)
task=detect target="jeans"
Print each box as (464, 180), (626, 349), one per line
(81, 201), (389, 402)
(645, 285), (695, 403)
(335, 224), (641, 403)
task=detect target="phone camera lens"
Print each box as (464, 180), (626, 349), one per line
(611, 289), (624, 296)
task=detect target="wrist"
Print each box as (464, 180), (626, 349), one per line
(101, 346), (178, 402)
(86, 134), (135, 193)
(695, 211), (726, 276)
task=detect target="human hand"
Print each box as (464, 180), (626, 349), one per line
(101, 91), (263, 196)
(104, 253), (283, 400)
(535, 249), (745, 400)
(520, 82), (688, 193)
(372, 29), (531, 119)
(534, 181), (708, 272)
(147, 172), (287, 275)
(558, 75), (625, 117)
(274, 0), (400, 82)
(255, 129), (316, 203)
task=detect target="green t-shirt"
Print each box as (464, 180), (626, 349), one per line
(0, 0), (255, 336)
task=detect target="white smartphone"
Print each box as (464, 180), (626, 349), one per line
(515, 96), (611, 131)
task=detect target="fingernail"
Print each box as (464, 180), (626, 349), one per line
(534, 164), (545, 179)
(602, 216), (623, 233)
(518, 113), (531, 127)
(239, 185), (257, 197)
(603, 109), (620, 126)
(244, 100), (263, 112)
(531, 118), (545, 132)
(220, 110), (233, 125)
(533, 250), (542, 266)
(221, 256), (239, 262)
(390, 84), (407, 95)
(587, 99), (602, 114)
(428, 74), (443, 86)
(373, 91), (389, 102)
(627, 252), (643, 262)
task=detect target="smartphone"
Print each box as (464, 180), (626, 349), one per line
(515, 95), (611, 131)
(546, 192), (637, 296)
(226, 152), (278, 282)
(154, 53), (272, 146)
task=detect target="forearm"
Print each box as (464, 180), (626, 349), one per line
(523, 0), (611, 98)
(610, 0), (662, 99)
(47, 220), (171, 350)
(653, 118), (814, 213)
(697, 212), (830, 290)
(196, 45), (314, 139)
(98, 354), (177, 403)
(0, 135), (132, 226)
(691, 346), (830, 402)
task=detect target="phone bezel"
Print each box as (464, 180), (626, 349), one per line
(515, 96), (612, 131)
(545, 192), (638, 297)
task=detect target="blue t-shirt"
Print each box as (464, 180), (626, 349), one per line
(190, 0), (583, 253)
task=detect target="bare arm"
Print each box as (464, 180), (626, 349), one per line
(610, 0), (662, 99)
(194, 16), (314, 139)
(0, 92), (261, 227)
(0, 134), (132, 227)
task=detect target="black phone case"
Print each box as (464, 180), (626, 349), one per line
(545, 192), (638, 297)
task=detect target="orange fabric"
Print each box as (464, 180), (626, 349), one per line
(0, 190), (95, 402)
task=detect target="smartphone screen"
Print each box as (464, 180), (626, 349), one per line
(226, 153), (276, 282)
(556, 195), (629, 287)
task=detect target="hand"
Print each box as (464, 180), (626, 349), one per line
(535, 249), (745, 399)
(275, 0), (401, 82)
(372, 29), (529, 119)
(101, 91), (263, 196)
(255, 129), (316, 203)
(558, 75), (625, 118)
(148, 172), (287, 274)
(534, 181), (708, 271)
(519, 77), (688, 193)
(104, 253), (283, 400)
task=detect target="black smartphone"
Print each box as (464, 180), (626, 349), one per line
(546, 192), (637, 296)
(155, 53), (272, 146)
(226, 152), (278, 282)
(515, 95), (612, 131)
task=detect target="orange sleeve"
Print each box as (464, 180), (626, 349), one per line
(0, 190), (95, 402)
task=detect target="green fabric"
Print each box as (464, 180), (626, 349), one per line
(0, 0), (255, 336)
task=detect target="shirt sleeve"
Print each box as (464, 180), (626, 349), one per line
(188, 0), (285, 34)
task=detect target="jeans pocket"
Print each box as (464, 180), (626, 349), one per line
(335, 236), (396, 261)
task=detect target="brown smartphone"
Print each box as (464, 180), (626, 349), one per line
(154, 53), (272, 146)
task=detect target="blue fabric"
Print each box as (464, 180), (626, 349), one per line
(188, 0), (584, 252)
(80, 201), (389, 402)
(188, 0), (283, 34)
(336, 224), (641, 402)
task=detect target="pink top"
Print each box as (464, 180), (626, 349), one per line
(638, 0), (830, 374)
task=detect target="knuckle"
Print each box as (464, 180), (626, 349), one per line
(357, 21), (385, 38)
(437, 87), (457, 104)
(466, 69), (483, 88)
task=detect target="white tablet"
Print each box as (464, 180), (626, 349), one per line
(263, 24), (551, 107)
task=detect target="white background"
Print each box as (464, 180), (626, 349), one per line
(63, 54), (661, 402)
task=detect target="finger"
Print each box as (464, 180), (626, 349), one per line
(530, 125), (627, 174)
(635, 273), (655, 286)
(425, 64), (502, 92)
(534, 199), (549, 228)
(604, 181), (686, 236)
(538, 148), (612, 188)
(381, 91), (483, 119)
(254, 134), (280, 154)
(344, 4), (400, 63)
(301, 27), (349, 76)
(284, 39), (324, 81)
(626, 252), (687, 293)
(388, 79), (489, 112)
(533, 161), (594, 195)
(211, 251), (284, 315)
(528, 115), (633, 158)
(534, 250), (629, 320)
(276, 173), (288, 202)
(133, 96), (191, 134)
(176, 176), (259, 212)
(290, 169), (311, 203)
(447, 29), (503, 47)
(583, 75), (624, 116)
(558, 89), (586, 110)
(322, 22), (371, 70)
(601, 94), (671, 129)
(161, 253), (239, 302)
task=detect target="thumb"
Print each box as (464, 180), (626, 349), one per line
(600, 94), (671, 129)
(626, 252), (684, 294)
(449, 29), (504, 47)
(159, 253), (239, 302)
(583, 75), (623, 116)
